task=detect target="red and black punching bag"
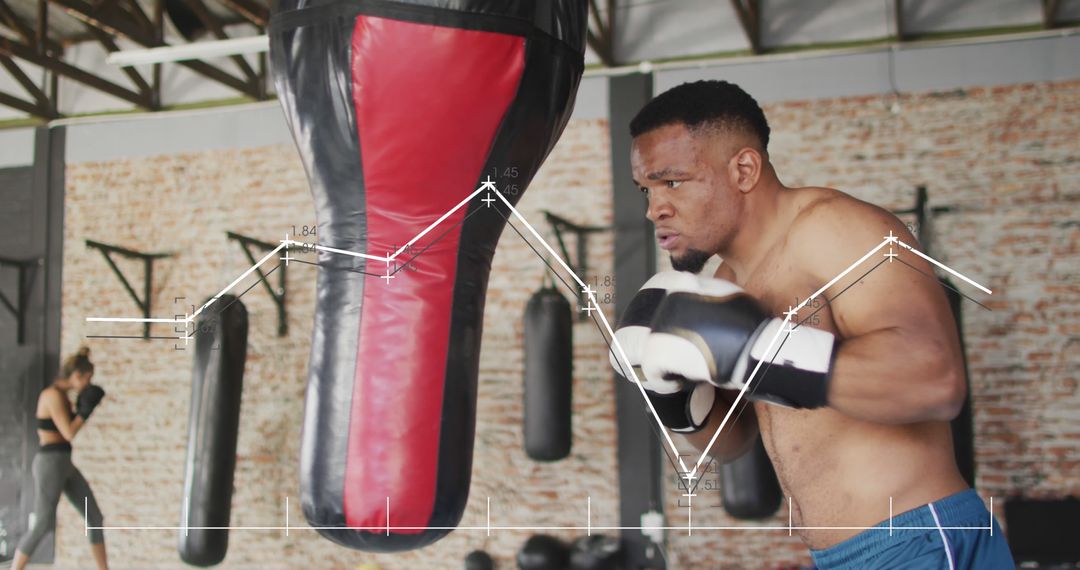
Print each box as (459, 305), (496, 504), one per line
(269, 0), (587, 552)
(523, 286), (573, 461)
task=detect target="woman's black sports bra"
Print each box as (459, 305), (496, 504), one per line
(37, 410), (75, 432)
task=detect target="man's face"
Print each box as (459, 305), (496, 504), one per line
(630, 123), (741, 273)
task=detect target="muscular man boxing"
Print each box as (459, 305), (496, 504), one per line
(610, 80), (1014, 568)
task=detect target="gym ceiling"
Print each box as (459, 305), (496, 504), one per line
(0, 0), (1077, 121)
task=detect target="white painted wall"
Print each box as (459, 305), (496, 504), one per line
(655, 33), (1080, 103)
(0, 127), (36, 167)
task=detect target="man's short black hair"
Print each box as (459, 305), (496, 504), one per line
(629, 80), (770, 151)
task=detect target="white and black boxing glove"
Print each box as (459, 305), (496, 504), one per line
(641, 275), (837, 409)
(609, 272), (716, 433)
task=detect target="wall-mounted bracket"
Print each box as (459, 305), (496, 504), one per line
(892, 185), (928, 238)
(226, 231), (287, 336)
(0, 255), (41, 344)
(85, 240), (172, 339)
(543, 211), (608, 321)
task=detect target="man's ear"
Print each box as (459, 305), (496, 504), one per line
(729, 147), (763, 192)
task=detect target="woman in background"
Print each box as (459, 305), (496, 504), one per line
(12, 346), (108, 570)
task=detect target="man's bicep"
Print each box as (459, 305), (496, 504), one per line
(797, 199), (968, 422)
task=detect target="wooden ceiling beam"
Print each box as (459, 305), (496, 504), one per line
(184, 0), (259, 85)
(218, 0), (268, 27)
(0, 54), (49, 106)
(0, 88), (51, 117)
(47, 0), (260, 98)
(1043, 0), (1062, 28)
(729, 0), (762, 54)
(83, 24), (155, 104)
(587, 0), (614, 66)
(0, 36), (151, 108)
(0, 0), (61, 52)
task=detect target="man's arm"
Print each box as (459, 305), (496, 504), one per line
(796, 197), (966, 424)
(673, 263), (759, 459)
(682, 389), (759, 461)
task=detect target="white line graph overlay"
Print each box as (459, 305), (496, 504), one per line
(85, 177), (993, 516)
(83, 494), (999, 537)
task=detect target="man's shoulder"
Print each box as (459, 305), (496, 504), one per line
(788, 187), (895, 243)
(785, 187), (908, 281)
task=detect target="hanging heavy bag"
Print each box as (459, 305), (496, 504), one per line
(178, 296), (248, 566)
(523, 286), (573, 461)
(720, 435), (783, 520)
(269, 0), (587, 552)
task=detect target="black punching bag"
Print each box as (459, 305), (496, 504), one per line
(720, 436), (783, 520)
(464, 550), (495, 570)
(517, 535), (570, 570)
(942, 278), (976, 488)
(523, 287), (573, 461)
(569, 535), (623, 570)
(178, 296), (248, 566)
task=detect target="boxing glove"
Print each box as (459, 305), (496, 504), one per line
(642, 275), (836, 409)
(76, 384), (106, 420)
(609, 272), (716, 432)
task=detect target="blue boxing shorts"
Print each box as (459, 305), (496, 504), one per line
(810, 489), (1014, 569)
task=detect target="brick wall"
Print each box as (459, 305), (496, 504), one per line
(54, 78), (1079, 569)
(58, 119), (618, 569)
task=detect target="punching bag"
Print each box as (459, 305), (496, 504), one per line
(269, 0), (587, 552)
(178, 296), (248, 566)
(569, 535), (623, 570)
(720, 436), (783, 520)
(523, 287), (573, 461)
(464, 550), (495, 570)
(517, 535), (571, 570)
(942, 277), (976, 488)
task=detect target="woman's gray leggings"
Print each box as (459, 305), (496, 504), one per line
(16, 448), (104, 555)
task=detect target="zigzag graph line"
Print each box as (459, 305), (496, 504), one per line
(86, 177), (992, 485)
